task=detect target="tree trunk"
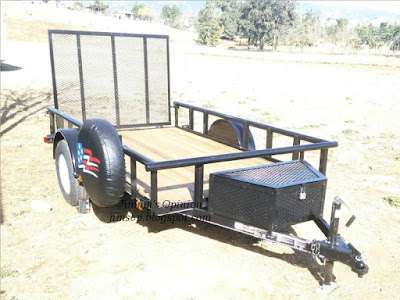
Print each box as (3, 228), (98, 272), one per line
(272, 21), (277, 52)
(259, 34), (265, 50)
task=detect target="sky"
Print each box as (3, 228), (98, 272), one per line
(311, 1), (400, 15)
(85, 1), (400, 20)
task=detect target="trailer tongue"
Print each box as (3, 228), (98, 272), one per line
(45, 29), (368, 290)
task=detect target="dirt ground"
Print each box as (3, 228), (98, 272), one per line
(1, 2), (400, 300)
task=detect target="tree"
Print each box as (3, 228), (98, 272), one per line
(283, 10), (321, 50)
(379, 22), (394, 44)
(238, 2), (253, 46)
(131, 4), (155, 21)
(352, 23), (400, 52)
(73, 2), (83, 10)
(326, 18), (348, 44)
(161, 5), (181, 27)
(377, 22), (400, 51)
(132, 3), (145, 19)
(389, 26), (400, 51)
(326, 18), (361, 52)
(94, 0), (108, 11)
(196, 2), (222, 46)
(138, 7), (155, 21)
(239, 0), (296, 50)
(268, 0), (296, 50)
(196, 0), (295, 50)
(215, 0), (241, 40)
(355, 24), (381, 49)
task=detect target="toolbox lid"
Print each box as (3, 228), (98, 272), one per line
(213, 160), (326, 189)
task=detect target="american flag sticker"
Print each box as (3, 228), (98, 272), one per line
(77, 142), (100, 178)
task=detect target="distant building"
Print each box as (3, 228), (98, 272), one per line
(113, 10), (133, 20)
(87, 3), (108, 13)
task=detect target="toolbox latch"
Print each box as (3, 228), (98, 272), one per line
(299, 185), (307, 200)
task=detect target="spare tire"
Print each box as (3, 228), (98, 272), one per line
(77, 119), (125, 207)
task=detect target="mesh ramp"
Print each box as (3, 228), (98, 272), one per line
(49, 30), (170, 128)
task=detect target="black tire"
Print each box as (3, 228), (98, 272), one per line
(55, 140), (88, 206)
(77, 118), (125, 208)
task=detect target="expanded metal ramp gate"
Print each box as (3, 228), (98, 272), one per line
(49, 30), (171, 128)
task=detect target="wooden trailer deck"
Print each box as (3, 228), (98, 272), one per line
(120, 127), (269, 204)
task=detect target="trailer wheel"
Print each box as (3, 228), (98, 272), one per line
(55, 139), (88, 206)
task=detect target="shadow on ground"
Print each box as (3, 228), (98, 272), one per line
(0, 176), (2, 225)
(0, 89), (51, 137)
(0, 88), (51, 223)
(92, 199), (327, 285)
(1, 61), (22, 72)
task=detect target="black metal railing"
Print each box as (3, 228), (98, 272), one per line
(48, 106), (82, 134)
(173, 101), (332, 166)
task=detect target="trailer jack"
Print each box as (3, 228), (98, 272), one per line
(318, 197), (368, 291)
(262, 196), (368, 290)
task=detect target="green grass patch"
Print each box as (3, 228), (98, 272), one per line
(1, 267), (18, 279)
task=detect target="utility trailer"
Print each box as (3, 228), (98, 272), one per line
(45, 30), (368, 290)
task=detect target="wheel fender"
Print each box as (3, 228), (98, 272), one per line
(53, 129), (79, 175)
(208, 119), (256, 150)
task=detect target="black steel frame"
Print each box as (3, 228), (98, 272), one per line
(47, 102), (337, 214)
(48, 29), (171, 128)
(46, 101), (368, 284)
(46, 30), (368, 285)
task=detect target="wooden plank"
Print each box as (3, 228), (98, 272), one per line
(121, 128), (269, 204)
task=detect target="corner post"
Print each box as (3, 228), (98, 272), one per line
(292, 137), (300, 160)
(49, 112), (55, 134)
(319, 149), (328, 175)
(266, 129), (273, 148)
(56, 115), (64, 129)
(150, 171), (158, 209)
(174, 105), (179, 127)
(189, 108), (194, 130)
(242, 123), (249, 150)
(130, 157), (137, 200)
(203, 112), (208, 135)
(194, 164), (204, 207)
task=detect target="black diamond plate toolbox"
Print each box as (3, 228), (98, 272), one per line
(208, 161), (327, 231)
